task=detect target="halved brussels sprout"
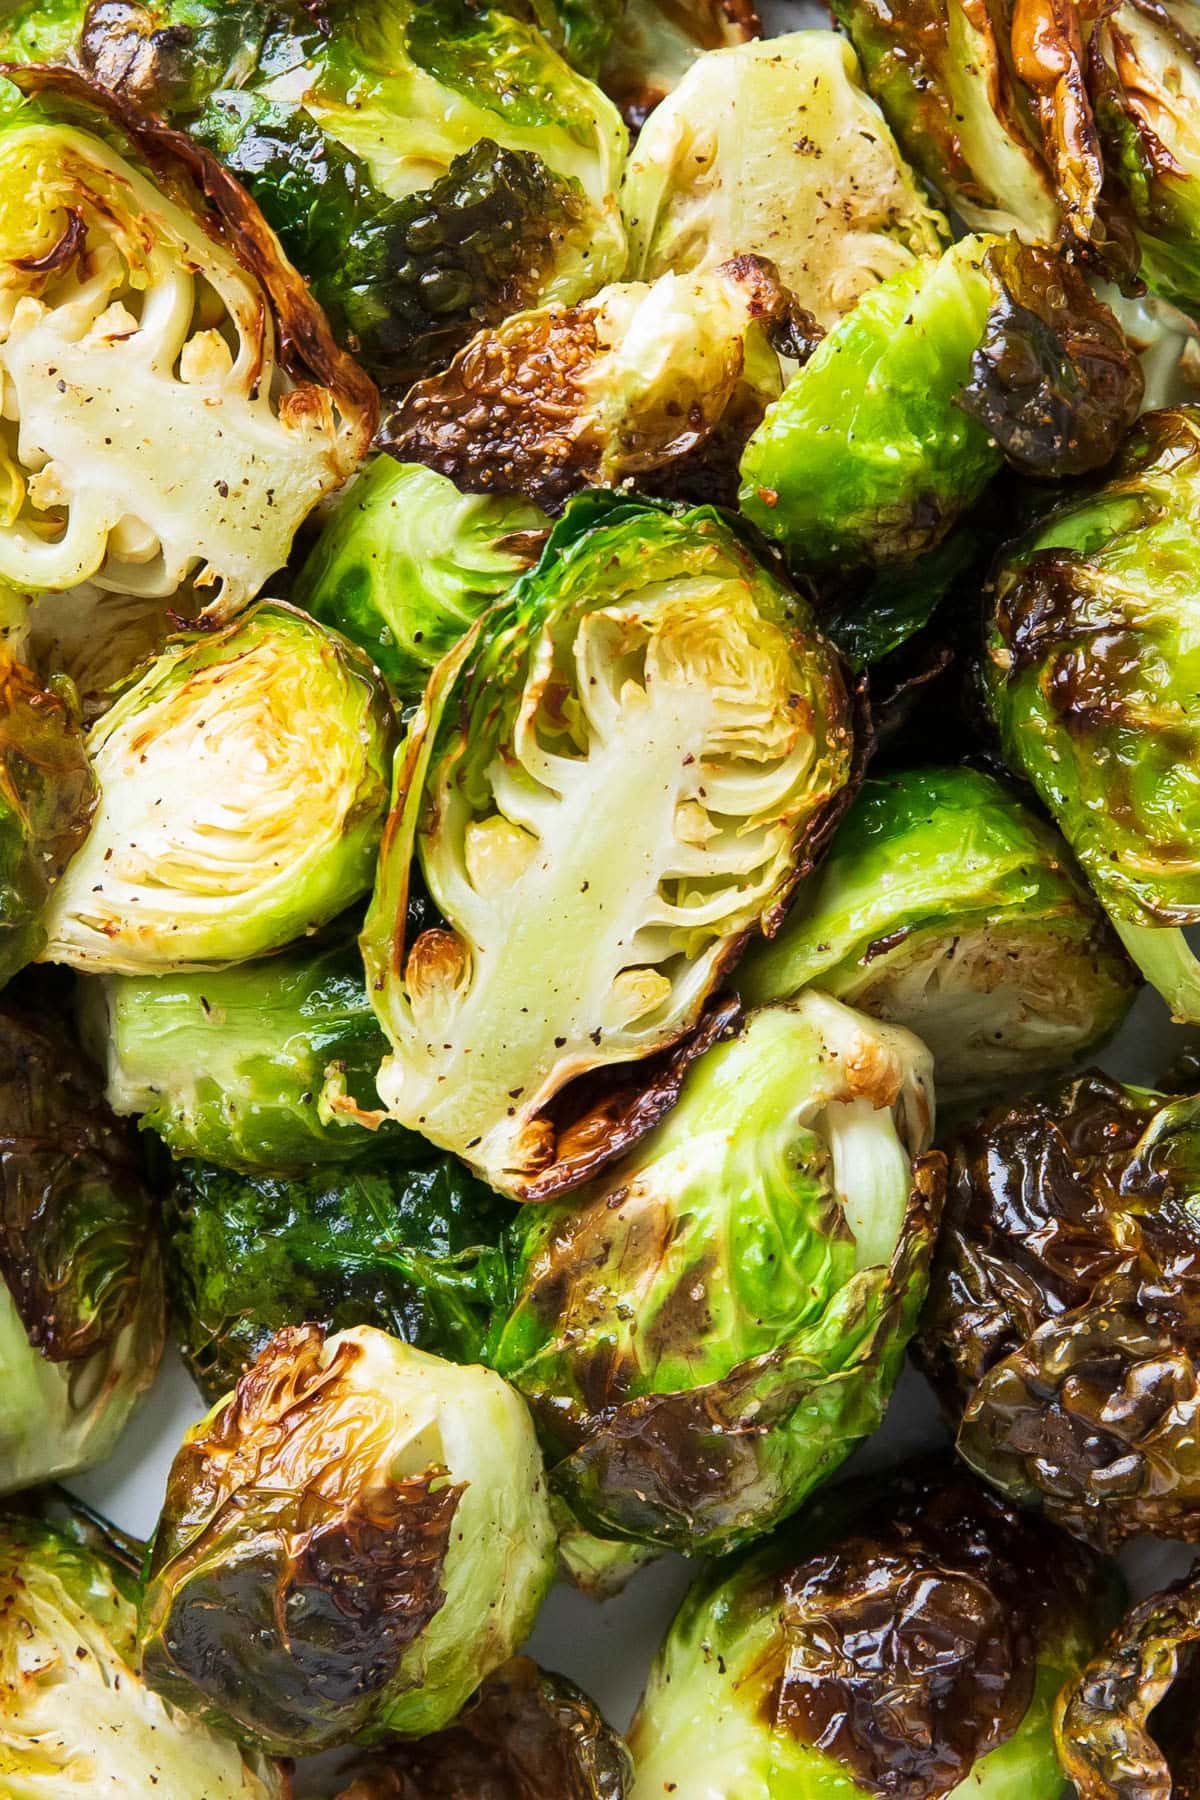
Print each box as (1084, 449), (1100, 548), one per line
(740, 233), (1143, 574)
(622, 31), (946, 330)
(293, 458), (549, 706)
(330, 1657), (632, 1799)
(984, 404), (1200, 1021)
(0, 647), (95, 986)
(42, 602), (395, 975)
(919, 1070), (1200, 1548)
(738, 768), (1137, 1102)
(82, 930), (412, 1172)
(627, 1463), (1121, 1800)
(383, 257), (805, 515)
(1056, 1563), (1200, 1800)
(0, 1511), (286, 1797)
(0, 65), (375, 614)
(0, 0), (629, 385)
(0, 996), (164, 1494)
(600, 0), (760, 132)
(167, 1154), (510, 1399)
(362, 494), (856, 1200)
(830, 0), (1138, 281)
(140, 1323), (557, 1754)
(488, 993), (941, 1556)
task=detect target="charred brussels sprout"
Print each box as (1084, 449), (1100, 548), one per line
(600, 0), (760, 132)
(829, 0), (1138, 281)
(738, 768), (1137, 1103)
(293, 458), (549, 706)
(384, 258), (803, 515)
(82, 932), (410, 1172)
(0, 0), (629, 385)
(919, 1071), (1200, 1549)
(0, 1512), (286, 1797)
(0, 649), (95, 986)
(362, 494), (856, 1201)
(740, 234), (1144, 575)
(0, 1000), (164, 1494)
(166, 1154), (510, 1399)
(984, 404), (1200, 1021)
(1056, 1563), (1200, 1800)
(140, 1324), (556, 1754)
(621, 32), (947, 330)
(330, 1657), (631, 1799)
(628, 1464), (1121, 1800)
(488, 994), (942, 1556)
(43, 603), (395, 975)
(0, 65), (375, 614)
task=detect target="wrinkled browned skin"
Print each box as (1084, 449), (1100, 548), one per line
(764, 1464), (1103, 1800)
(918, 1074), (1200, 1548)
(0, 1002), (158, 1362)
(142, 1326), (462, 1751)
(961, 239), (1144, 475)
(1, 63), (379, 456)
(79, 1), (196, 106)
(1057, 1564), (1200, 1799)
(334, 1657), (631, 1799)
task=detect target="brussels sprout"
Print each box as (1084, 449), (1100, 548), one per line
(24, 581), (180, 722)
(293, 458), (550, 705)
(0, 648), (95, 987)
(627, 1463), (1121, 1800)
(141, 1323), (556, 1754)
(984, 404), (1200, 1021)
(0, 1511), (286, 1797)
(384, 258), (804, 516)
(552, 1505), (661, 1600)
(166, 1153), (511, 1399)
(918, 1070), (1200, 1548)
(330, 1657), (631, 1799)
(0, 0), (629, 385)
(600, 0), (759, 132)
(362, 493), (856, 1200)
(829, 0), (1139, 282)
(0, 64), (375, 615)
(83, 931), (414, 1171)
(737, 768), (1137, 1103)
(0, 998), (164, 1494)
(488, 993), (941, 1556)
(740, 234), (1144, 575)
(621, 32), (947, 330)
(1056, 1563), (1200, 1800)
(42, 603), (395, 975)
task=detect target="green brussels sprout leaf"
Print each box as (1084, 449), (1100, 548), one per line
(599, 0), (760, 132)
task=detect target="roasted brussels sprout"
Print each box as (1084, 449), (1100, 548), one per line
(0, 1510), (286, 1797)
(1056, 1562), (1200, 1800)
(0, 648), (95, 986)
(628, 1463), (1121, 1800)
(82, 930), (411, 1171)
(0, 64), (375, 614)
(738, 768), (1137, 1102)
(362, 493), (856, 1200)
(919, 1070), (1200, 1549)
(488, 993), (941, 1556)
(600, 0), (759, 132)
(621, 31), (947, 330)
(166, 1153), (510, 1399)
(740, 234), (1144, 575)
(0, 0), (629, 385)
(330, 1656), (631, 1799)
(293, 458), (549, 705)
(830, 0), (1139, 282)
(24, 581), (180, 723)
(0, 999), (164, 1494)
(43, 603), (395, 975)
(382, 258), (803, 515)
(984, 404), (1200, 1021)
(140, 1323), (556, 1754)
